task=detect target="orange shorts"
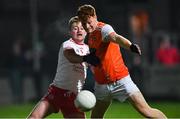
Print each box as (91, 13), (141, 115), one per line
(42, 85), (85, 118)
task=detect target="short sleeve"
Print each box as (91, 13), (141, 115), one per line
(101, 24), (115, 42)
(63, 41), (74, 50)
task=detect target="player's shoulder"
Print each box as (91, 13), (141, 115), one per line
(63, 39), (75, 46)
(97, 22), (113, 31)
(63, 39), (72, 44)
(97, 22), (105, 27)
(97, 22), (106, 29)
(62, 39), (75, 49)
(63, 39), (88, 48)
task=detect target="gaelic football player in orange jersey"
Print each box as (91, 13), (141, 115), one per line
(77, 4), (167, 119)
(27, 16), (100, 119)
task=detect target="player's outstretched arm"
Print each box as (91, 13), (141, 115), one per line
(108, 33), (141, 55)
(64, 49), (100, 66)
(64, 49), (84, 63)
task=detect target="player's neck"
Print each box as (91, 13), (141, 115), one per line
(72, 38), (84, 45)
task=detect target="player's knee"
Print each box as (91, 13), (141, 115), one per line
(27, 113), (42, 119)
(139, 107), (153, 118)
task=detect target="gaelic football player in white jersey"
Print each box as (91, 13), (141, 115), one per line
(27, 16), (100, 119)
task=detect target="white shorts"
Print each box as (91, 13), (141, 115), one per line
(94, 75), (140, 102)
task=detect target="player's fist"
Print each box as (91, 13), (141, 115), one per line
(83, 51), (100, 66)
(130, 44), (141, 55)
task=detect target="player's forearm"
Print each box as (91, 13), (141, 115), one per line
(64, 50), (83, 63)
(115, 34), (132, 50)
(110, 33), (132, 50)
(64, 49), (100, 66)
(109, 33), (141, 55)
(113, 34), (141, 55)
(67, 55), (84, 63)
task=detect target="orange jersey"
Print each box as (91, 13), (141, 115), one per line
(88, 22), (129, 84)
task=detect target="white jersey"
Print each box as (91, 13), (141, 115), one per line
(52, 38), (89, 93)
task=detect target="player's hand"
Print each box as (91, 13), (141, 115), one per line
(83, 51), (100, 66)
(130, 44), (141, 55)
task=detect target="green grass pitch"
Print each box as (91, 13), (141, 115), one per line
(0, 100), (180, 118)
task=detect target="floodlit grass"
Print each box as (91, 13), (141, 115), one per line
(0, 100), (180, 118)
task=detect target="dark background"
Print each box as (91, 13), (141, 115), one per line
(0, 0), (180, 104)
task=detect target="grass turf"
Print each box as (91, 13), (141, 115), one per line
(0, 100), (180, 118)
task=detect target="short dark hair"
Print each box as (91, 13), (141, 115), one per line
(77, 4), (96, 21)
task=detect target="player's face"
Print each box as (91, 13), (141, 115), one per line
(70, 22), (87, 43)
(81, 16), (97, 33)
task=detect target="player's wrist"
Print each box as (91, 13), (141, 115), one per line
(130, 43), (141, 55)
(82, 55), (88, 62)
(82, 53), (100, 66)
(130, 44), (136, 51)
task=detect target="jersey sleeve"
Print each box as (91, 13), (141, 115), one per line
(63, 41), (75, 51)
(101, 24), (115, 42)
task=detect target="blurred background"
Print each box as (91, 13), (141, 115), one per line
(0, 0), (180, 107)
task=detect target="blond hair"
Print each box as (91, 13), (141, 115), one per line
(68, 16), (81, 30)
